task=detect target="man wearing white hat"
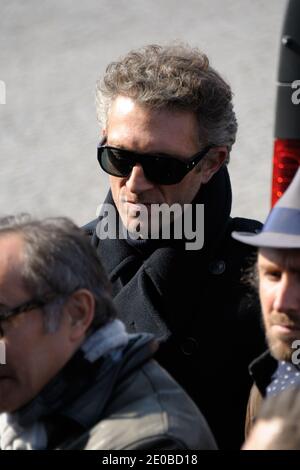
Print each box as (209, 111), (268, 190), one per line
(232, 168), (300, 436)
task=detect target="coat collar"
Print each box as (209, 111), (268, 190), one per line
(248, 350), (278, 396)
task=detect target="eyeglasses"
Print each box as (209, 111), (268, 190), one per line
(97, 144), (213, 185)
(0, 296), (56, 338)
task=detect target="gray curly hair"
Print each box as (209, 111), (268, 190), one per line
(0, 214), (117, 333)
(96, 43), (238, 151)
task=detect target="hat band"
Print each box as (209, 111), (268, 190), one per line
(263, 207), (300, 235)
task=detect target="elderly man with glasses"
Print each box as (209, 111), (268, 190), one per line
(0, 215), (216, 450)
(84, 43), (266, 448)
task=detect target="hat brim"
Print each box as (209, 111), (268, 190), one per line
(232, 231), (300, 249)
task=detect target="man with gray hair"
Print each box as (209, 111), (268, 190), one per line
(84, 43), (266, 448)
(0, 215), (217, 450)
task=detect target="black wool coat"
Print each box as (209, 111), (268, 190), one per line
(84, 167), (266, 449)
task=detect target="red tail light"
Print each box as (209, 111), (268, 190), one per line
(271, 139), (300, 206)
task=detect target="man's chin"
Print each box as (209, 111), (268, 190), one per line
(268, 335), (294, 362)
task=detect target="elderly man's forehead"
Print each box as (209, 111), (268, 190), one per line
(0, 233), (25, 296)
(258, 248), (300, 270)
(0, 232), (24, 260)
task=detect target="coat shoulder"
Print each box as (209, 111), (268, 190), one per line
(65, 359), (217, 450)
(219, 216), (262, 266)
(82, 218), (98, 236)
(231, 217), (262, 232)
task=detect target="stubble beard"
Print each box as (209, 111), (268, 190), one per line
(266, 331), (294, 362)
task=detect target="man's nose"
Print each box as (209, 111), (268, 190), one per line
(273, 275), (300, 313)
(125, 163), (154, 193)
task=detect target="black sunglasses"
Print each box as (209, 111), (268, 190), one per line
(97, 144), (213, 185)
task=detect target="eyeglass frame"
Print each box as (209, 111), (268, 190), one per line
(0, 294), (62, 338)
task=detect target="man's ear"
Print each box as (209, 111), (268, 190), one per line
(64, 289), (95, 342)
(200, 146), (228, 184)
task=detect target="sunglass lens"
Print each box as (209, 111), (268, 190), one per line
(143, 157), (186, 185)
(99, 148), (133, 177)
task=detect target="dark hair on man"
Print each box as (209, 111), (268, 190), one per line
(96, 43), (237, 153)
(241, 255), (259, 292)
(0, 214), (117, 332)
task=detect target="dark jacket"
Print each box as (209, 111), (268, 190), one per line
(84, 167), (266, 448)
(65, 334), (217, 450)
(245, 350), (277, 438)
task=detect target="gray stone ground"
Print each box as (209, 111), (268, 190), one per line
(0, 0), (287, 226)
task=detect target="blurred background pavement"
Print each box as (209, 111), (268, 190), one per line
(0, 0), (287, 225)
